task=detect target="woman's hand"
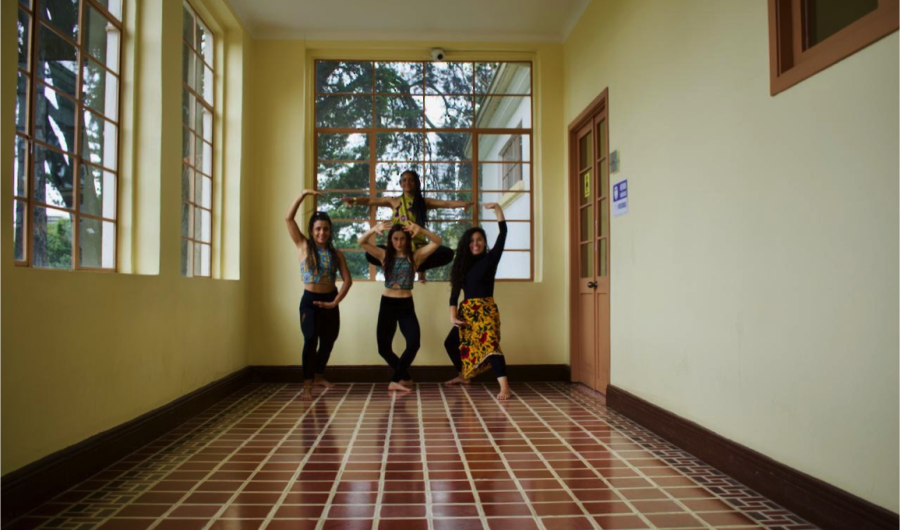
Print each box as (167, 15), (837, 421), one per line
(404, 223), (422, 238)
(303, 189), (321, 197)
(313, 300), (338, 310)
(483, 202), (505, 221)
(341, 196), (355, 206)
(451, 315), (466, 327)
(375, 221), (393, 235)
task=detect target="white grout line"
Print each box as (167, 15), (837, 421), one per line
(417, 385), (435, 530)
(372, 388), (399, 530)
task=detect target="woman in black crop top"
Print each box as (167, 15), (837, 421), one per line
(443, 203), (511, 400)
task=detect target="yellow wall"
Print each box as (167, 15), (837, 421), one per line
(0, 0), (252, 474)
(564, 0), (898, 511)
(247, 41), (570, 370)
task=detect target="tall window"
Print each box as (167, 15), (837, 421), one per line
(181, 2), (214, 277)
(14, 0), (123, 269)
(314, 61), (534, 280)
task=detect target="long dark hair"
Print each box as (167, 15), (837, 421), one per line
(383, 223), (414, 279)
(402, 170), (428, 226)
(305, 211), (337, 273)
(450, 227), (488, 292)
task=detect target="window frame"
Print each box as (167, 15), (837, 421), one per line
(15, 0), (125, 271)
(500, 128), (523, 191)
(312, 59), (535, 282)
(767, 0), (899, 95)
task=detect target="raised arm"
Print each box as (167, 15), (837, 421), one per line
(285, 190), (320, 248)
(425, 198), (475, 211)
(483, 202), (507, 265)
(407, 223), (443, 268)
(357, 221), (390, 263)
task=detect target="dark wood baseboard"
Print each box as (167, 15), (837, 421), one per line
(251, 364), (571, 384)
(606, 385), (899, 530)
(1, 368), (253, 525)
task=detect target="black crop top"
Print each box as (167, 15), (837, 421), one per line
(449, 221), (507, 306)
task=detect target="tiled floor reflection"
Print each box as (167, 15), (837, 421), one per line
(5, 383), (819, 530)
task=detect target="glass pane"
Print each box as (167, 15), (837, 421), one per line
(318, 133), (370, 161)
(424, 96), (473, 128)
(599, 161), (608, 198)
(182, 127), (194, 163)
(496, 251), (530, 279)
(201, 243), (210, 276)
(84, 5), (119, 73)
(600, 199), (608, 237)
(431, 221), (472, 251)
(376, 96), (423, 128)
(181, 202), (192, 237)
(182, 5), (194, 45)
(194, 134), (203, 173)
(182, 45), (196, 90)
(316, 61), (373, 94)
(376, 62), (423, 94)
(194, 171), (202, 205)
(599, 238), (608, 277)
(14, 137), (28, 198)
(96, 0), (122, 20)
(199, 21), (213, 66)
(200, 209), (211, 243)
(32, 206), (73, 269)
(483, 221), (529, 250)
(201, 65), (213, 104)
(376, 163), (422, 191)
(35, 87), (77, 151)
(478, 134), (530, 162)
(377, 132), (423, 161)
(182, 89), (194, 127)
(475, 96), (532, 128)
(81, 110), (118, 170)
(598, 119), (607, 160)
(195, 19), (206, 55)
(426, 132), (472, 161)
(342, 251), (371, 280)
(39, 0), (79, 41)
(579, 133), (592, 171)
(331, 221), (368, 249)
(14, 200), (27, 261)
(479, 163), (530, 191)
(193, 240), (202, 276)
(580, 243), (593, 278)
(198, 105), (212, 142)
(317, 163), (370, 191)
(422, 192), (473, 220)
(315, 95), (372, 128)
(79, 164), (115, 218)
(424, 163), (472, 191)
(202, 141), (212, 175)
(33, 144), (74, 209)
(200, 176), (212, 208)
(425, 62), (473, 94)
(194, 203), (202, 240)
(37, 25), (78, 97)
(476, 63), (531, 94)
(317, 192), (369, 219)
(580, 205), (593, 242)
(579, 171), (591, 206)
(18, 9), (30, 71)
(181, 239), (191, 276)
(78, 217), (115, 268)
(82, 58), (118, 120)
(806, 0), (878, 48)
(182, 165), (192, 201)
(479, 192), (530, 221)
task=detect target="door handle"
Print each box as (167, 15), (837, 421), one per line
(587, 281), (598, 289)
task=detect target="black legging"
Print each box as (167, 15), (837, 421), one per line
(444, 327), (507, 378)
(377, 296), (420, 382)
(366, 245), (454, 273)
(299, 290), (340, 381)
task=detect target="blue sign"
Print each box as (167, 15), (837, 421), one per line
(612, 179), (628, 217)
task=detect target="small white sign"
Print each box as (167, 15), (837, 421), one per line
(612, 179), (628, 217)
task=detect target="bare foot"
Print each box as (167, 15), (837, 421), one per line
(497, 377), (511, 400)
(301, 383), (314, 401)
(444, 375), (471, 386)
(400, 379), (415, 388)
(388, 382), (412, 393)
(314, 375), (335, 389)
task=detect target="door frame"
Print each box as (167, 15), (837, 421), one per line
(568, 88), (610, 392)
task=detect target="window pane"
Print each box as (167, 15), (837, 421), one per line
(424, 95), (473, 128)
(14, 200), (27, 261)
(426, 132), (472, 161)
(806, 0), (878, 48)
(35, 87), (77, 152)
(580, 205), (593, 242)
(479, 192), (530, 221)
(316, 95), (372, 128)
(198, 208), (211, 243)
(422, 192), (472, 220)
(198, 104), (212, 142)
(600, 199), (608, 237)
(317, 192), (369, 220)
(483, 221), (529, 250)
(475, 96), (531, 128)
(82, 57), (118, 120)
(37, 25), (78, 97)
(182, 127), (194, 163)
(33, 144), (75, 209)
(376, 96), (423, 128)
(182, 89), (194, 127)
(599, 238), (608, 277)
(579, 171), (591, 206)
(377, 132), (423, 161)
(599, 161), (608, 198)
(431, 221), (472, 251)
(96, 0), (123, 20)
(39, 0), (79, 41)
(18, 8), (31, 71)
(376, 163), (422, 191)
(202, 141), (212, 175)
(81, 110), (118, 170)
(580, 243), (593, 278)
(316, 61), (373, 94)
(479, 163), (530, 191)
(181, 239), (191, 276)
(318, 133), (370, 161)
(496, 251), (530, 279)
(331, 221), (369, 249)
(200, 65), (213, 104)
(182, 44), (196, 90)
(84, 5), (119, 73)
(78, 217), (115, 268)
(182, 5), (194, 44)
(79, 164), (115, 218)
(479, 134), (530, 162)
(598, 119), (607, 159)
(425, 62), (473, 94)
(199, 21), (213, 66)
(182, 202), (192, 237)
(32, 206), (73, 269)
(200, 243), (210, 276)
(16, 73), (29, 133)
(182, 165), (192, 201)
(343, 251), (371, 280)
(200, 176), (212, 208)
(193, 240), (202, 275)
(317, 163), (370, 191)
(476, 62), (531, 94)
(376, 62), (423, 94)
(14, 136), (28, 198)
(425, 163), (473, 191)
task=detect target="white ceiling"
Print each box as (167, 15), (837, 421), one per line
(226, 0), (591, 42)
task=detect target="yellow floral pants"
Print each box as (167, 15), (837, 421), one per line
(458, 297), (503, 379)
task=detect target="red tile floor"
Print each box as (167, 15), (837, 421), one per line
(5, 383), (819, 530)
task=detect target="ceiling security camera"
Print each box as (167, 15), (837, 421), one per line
(431, 48), (446, 61)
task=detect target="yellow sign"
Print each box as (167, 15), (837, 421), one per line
(584, 174), (590, 198)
